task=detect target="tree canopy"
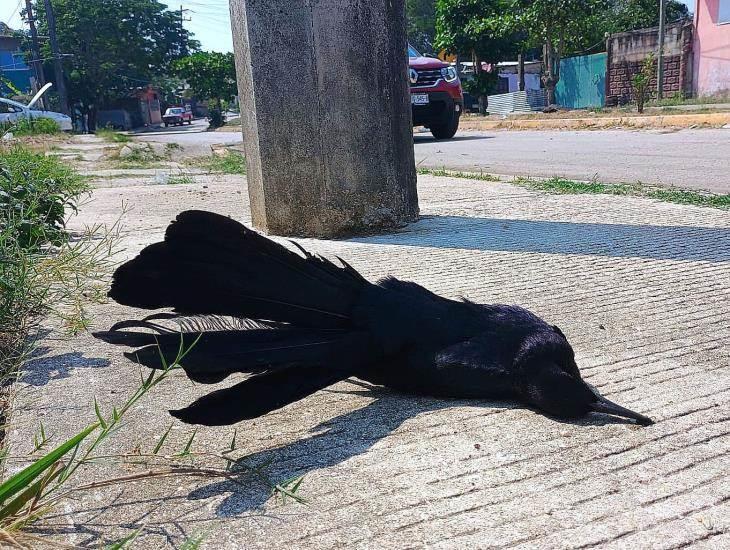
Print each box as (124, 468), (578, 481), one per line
(172, 51), (237, 105)
(407, 0), (438, 53)
(30, 0), (198, 108)
(433, 0), (691, 103)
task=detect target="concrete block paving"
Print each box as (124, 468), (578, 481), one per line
(9, 171), (729, 548)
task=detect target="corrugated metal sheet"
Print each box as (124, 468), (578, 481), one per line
(486, 90), (547, 115)
(555, 53), (607, 109)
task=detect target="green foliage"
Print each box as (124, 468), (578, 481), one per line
(0, 147), (88, 249)
(30, 0), (199, 109)
(632, 53), (656, 113)
(407, 0), (437, 53)
(601, 0), (690, 35)
(95, 128), (131, 143)
(435, 0), (518, 63)
(187, 151), (247, 175)
(462, 71), (500, 98)
(173, 52), (237, 104)
(208, 108), (225, 129)
(2, 117), (61, 137)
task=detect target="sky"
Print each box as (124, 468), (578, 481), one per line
(2, 0), (697, 54)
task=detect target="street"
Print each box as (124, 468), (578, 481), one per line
(161, 123), (730, 194)
(414, 128), (730, 193)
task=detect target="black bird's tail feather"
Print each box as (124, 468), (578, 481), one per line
(108, 210), (368, 328)
(96, 212), (379, 423)
(94, 322), (373, 385)
(170, 365), (349, 426)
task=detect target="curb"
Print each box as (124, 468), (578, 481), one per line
(460, 112), (730, 131)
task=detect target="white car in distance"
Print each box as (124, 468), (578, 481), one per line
(0, 83), (73, 131)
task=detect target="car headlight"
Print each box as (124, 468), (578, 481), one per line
(441, 66), (458, 83)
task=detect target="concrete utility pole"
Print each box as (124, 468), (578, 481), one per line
(179, 5), (191, 56)
(24, 0), (47, 96)
(517, 52), (525, 92)
(43, 0), (69, 114)
(657, 0), (666, 99)
(229, 0), (418, 238)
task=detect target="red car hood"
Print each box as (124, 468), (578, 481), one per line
(409, 56), (448, 70)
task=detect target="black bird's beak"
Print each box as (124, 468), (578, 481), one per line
(589, 396), (654, 426)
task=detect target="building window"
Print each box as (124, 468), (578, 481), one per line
(720, 0), (730, 24)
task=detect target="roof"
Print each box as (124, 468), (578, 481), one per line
(0, 22), (14, 37)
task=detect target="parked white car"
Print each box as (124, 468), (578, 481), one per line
(0, 83), (73, 131)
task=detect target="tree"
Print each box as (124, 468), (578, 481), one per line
(173, 52), (237, 127)
(495, 0), (605, 105)
(407, 0), (437, 53)
(435, 0), (518, 110)
(603, 0), (690, 34)
(29, 0), (198, 127)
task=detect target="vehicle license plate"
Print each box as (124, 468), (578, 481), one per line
(411, 94), (429, 105)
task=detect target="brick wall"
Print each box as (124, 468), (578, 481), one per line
(606, 20), (693, 106)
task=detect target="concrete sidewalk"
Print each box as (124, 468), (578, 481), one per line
(9, 173), (730, 548)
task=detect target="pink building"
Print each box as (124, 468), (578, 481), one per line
(693, 0), (730, 96)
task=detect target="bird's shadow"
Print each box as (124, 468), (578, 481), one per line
(20, 351), (110, 387)
(186, 382), (627, 517)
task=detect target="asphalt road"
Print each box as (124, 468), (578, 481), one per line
(414, 128), (730, 194)
(136, 121), (730, 194)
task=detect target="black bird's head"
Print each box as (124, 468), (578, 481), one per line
(515, 330), (654, 426)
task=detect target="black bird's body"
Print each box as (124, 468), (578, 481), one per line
(95, 211), (653, 427)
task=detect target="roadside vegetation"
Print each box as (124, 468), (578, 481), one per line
(96, 127), (132, 143)
(0, 143), (302, 546)
(0, 118), (61, 137)
(186, 150), (247, 174)
(419, 168), (730, 209)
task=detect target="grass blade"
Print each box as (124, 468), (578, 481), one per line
(0, 424), (97, 505)
(152, 424), (173, 455)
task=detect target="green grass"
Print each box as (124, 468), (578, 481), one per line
(420, 168), (729, 210)
(96, 128), (131, 143)
(167, 174), (195, 185)
(518, 177), (729, 209)
(187, 151), (246, 174)
(2, 117), (61, 136)
(417, 167), (499, 182)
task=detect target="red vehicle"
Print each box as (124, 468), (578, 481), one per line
(408, 45), (463, 140)
(162, 106), (193, 127)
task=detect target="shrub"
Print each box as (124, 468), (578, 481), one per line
(2, 117), (61, 136)
(632, 53), (656, 114)
(0, 147), (89, 249)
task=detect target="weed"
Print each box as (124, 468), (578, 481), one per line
(0, 335), (305, 546)
(167, 174), (195, 185)
(418, 167), (499, 182)
(421, 169), (729, 210)
(96, 128), (131, 143)
(187, 151), (246, 174)
(1, 117), (60, 137)
(165, 142), (182, 151)
(0, 146), (89, 249)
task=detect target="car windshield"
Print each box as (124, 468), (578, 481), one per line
(167, 108), (183, 114)
(408, 45), (421, 58)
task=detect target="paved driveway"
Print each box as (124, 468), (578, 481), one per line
(414, 128), (730, 193)
(11, 171), (730, 548)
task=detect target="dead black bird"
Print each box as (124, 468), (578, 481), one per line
(94, 210), (654, 427)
